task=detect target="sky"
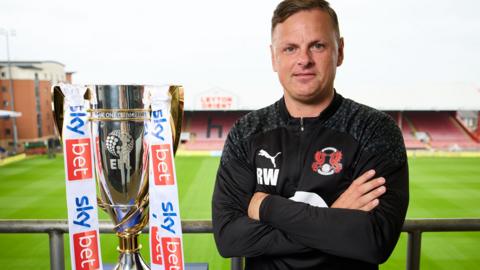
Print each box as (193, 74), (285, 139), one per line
(1, 0), (479, 110)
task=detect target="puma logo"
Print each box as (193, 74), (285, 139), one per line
(258, 149), (281, 168)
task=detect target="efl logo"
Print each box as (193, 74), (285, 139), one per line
(151, 144), (175, 185)
(162, 237), (184, 270)
(66, 138), (93, 181)
(151, 226), (163, 265)
(73, 230), (100, 270)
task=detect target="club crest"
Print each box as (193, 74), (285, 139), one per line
(311, 147), (343, 176)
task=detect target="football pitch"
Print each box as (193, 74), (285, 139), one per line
(0, 155), (479, 269)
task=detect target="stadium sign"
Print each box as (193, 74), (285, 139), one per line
(196, 87), (238, 110)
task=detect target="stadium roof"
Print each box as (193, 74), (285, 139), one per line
(0, 60), (65, 67)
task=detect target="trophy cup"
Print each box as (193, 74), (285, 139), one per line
(53, 84), (184, 270)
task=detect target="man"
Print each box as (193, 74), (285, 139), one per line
(212, 0), (409, 269)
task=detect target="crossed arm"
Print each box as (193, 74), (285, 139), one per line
(213, 149), (408, 263)
(212, 113), (409, 264)
(248, 169), (386, 220)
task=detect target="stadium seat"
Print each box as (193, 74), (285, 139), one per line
(405, 112), (480, 150)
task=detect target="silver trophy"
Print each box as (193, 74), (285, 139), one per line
(53, 84), (184, 269)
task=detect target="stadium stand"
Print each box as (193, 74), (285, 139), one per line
(182, 111), (247, 151)
(404, 112), (480, 150)
(400, 116), (428, 150)
(386, 112), (422, 149)
(181, 111), (480, 151)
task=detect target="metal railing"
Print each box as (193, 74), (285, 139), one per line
(402, 218), (480, 270)
(1, 218), (480, 270)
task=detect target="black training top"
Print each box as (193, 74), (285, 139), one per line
(212, 92), (409, 270)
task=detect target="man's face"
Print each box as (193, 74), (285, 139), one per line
(271, 9), (344, 104)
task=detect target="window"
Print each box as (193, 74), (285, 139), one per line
(37, 113), (43, 137)
(1, 86), (6, 92)
(3, 100), (8, 107)
(5, 128), (11, 136)
(1, 72), (5, 78)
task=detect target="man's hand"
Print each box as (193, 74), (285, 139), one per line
(331, 170), (386, 211)
(248, 192), (269, 221)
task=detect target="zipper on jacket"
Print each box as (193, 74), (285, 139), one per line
(295, 118), (306, 190)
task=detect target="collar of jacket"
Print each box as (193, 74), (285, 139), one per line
(278, 89), (344, 128)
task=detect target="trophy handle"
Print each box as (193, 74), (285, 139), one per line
(169, 85), (184, 155)
(52, 86), (65, 137)
(51, 85), (92, 139)
(52, 85), (108, 209)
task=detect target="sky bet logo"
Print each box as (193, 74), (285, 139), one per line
(151, 144), (175, 186)
(66, 138), (93, 181)
(151, 226), (184, 270)
(72, 197), (99, 269)
(74, 195), (94, 228)
(159, 202), (177, 234)
(152, 109), (167, 141)
(73, 230), (100, 270)
(66, 105), (87, 135)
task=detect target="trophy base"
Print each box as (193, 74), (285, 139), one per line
(114, 252), (150, 270)
(114, 232), (150, 270)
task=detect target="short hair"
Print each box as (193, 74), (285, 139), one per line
(271, 0), (340, 39)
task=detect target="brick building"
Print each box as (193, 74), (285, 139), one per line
(0, 61), (70, 152)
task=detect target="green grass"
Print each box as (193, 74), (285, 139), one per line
(0, 155), (479, 269)
(382, 157), (480, 270)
